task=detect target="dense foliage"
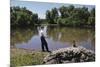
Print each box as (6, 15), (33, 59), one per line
(11, 5), (95, 28)
(46, 8), (58, 24)
(10, 6), (38, 27)
(46, 5), (95, 27)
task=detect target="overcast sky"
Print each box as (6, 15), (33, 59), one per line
(11, 0), (95, 19)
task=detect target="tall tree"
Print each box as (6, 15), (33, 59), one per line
(88, 8), (95, 26)
(10, 6), (39, 27)
(51, 8), (59, 23)
(59, 6), (69, 18)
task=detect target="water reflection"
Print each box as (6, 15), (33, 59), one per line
(11, 25), (95, 51)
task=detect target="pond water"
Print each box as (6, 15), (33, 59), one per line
(11, 25), (95, 51)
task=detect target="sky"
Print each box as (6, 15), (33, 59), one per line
(10, 0), (95, 19)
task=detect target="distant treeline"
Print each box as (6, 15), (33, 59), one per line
(46, 5), (95, 27)
(10, 6), (39, 28)
(10, 5), (95, 28)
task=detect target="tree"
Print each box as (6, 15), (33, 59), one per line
(46, 10), (53, 24)
(59, 6), (69, 18)
(10, 6), (39, 27)
(46, 8), (59, 24)
(88, 8), (95, 26)
(51, 8), (59, 23)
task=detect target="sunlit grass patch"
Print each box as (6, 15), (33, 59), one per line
(10, 48), (48, 66)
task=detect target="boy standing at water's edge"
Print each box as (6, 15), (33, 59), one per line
(38, 26), (50, 52)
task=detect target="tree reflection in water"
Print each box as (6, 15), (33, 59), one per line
(11, 25), (95, 51)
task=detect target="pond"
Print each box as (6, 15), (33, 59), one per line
(11, 25), (95, 51)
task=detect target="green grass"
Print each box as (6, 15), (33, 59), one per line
(10, 48), (48, 67)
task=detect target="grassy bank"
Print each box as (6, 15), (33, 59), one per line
(10, 48), (49, 67)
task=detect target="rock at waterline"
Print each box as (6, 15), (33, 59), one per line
(43, 47), (95, 64)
